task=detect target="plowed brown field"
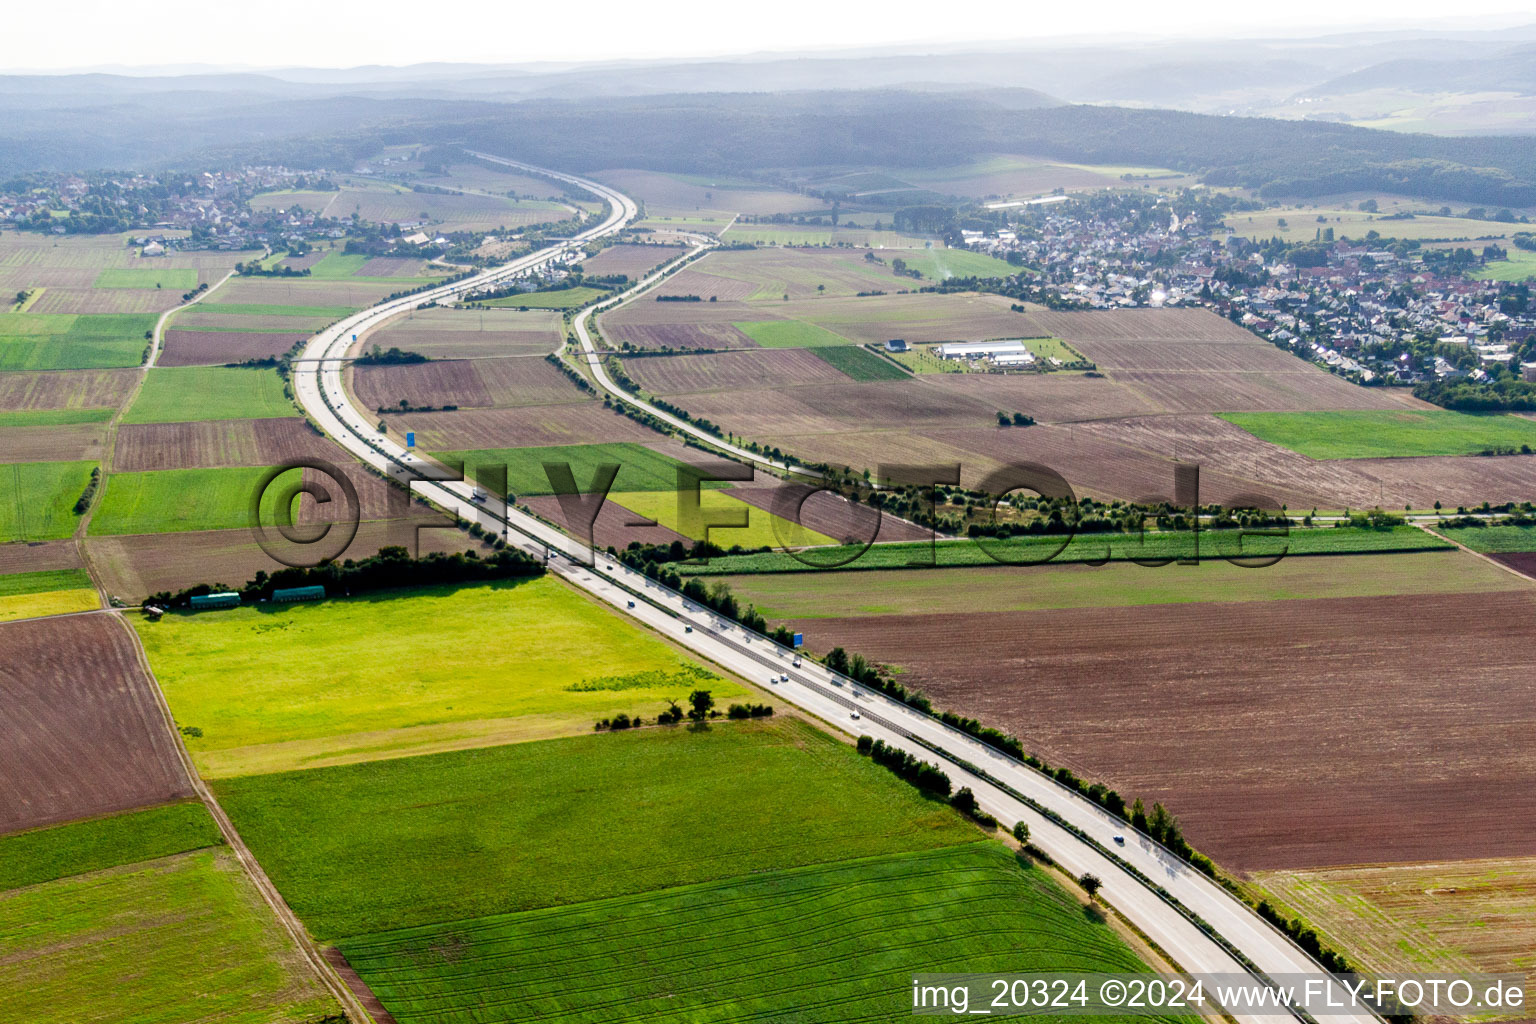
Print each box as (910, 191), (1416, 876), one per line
(623, 349), (848, 393)
(159, 329), (305, 367)
(783, 589), (1536, 872)
(390, 404), (658, 450)
(113, 417), (335, 471)
(580, 243), (685, 279)
(0, 369), (137, 411)
(522, 495), (690, 550)
(0, 614), (191, 835)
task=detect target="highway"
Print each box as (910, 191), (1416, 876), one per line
(292, 156), (1378, 1024)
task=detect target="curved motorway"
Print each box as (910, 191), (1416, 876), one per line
(293, 156), (1375, 1024)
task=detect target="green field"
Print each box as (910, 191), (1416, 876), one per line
(136, 576), (749, 777)
(609, 488), (838, 548)
(0, 802), (222, 892)
(343, 843), (1185, 1024)
(88, 465), (281, 535)
(0, 848), (338, 1024)
(478, 286), (611, 310)
(734, 319), (852, 348)
(93, 268), (198, 290)
(0, 566), (98, 621)
(1470, 248), (1536, 282)
(1219, 409), (1536, 459)
(123, 366), (296, 424)
(679, 525), (1451, 574)
(431, 441), (719, 498)
(0, 567), (93, 598)
(213, 718), (978, 940)
(1433, 522), (1536, 553)
(810, 344), (911, 380)
(0, 313), (153, 370)
(0, 407), (114, 428)
(719, 549), (1522, 618)
(0, 460), (96, 542)
(896, 249), (1019, 280)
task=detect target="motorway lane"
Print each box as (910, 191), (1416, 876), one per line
(293, 157), (1377, 1024)
(568, 243), (820, 478)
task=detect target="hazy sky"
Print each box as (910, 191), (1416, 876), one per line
(11, 0), (1536, 72)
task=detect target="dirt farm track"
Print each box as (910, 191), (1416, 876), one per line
(0, 614), (192, 835)
(785, 589), (1536, 873)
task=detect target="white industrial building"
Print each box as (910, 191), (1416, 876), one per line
(935, 339), (1033, 362)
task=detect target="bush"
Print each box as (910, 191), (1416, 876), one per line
(145, 545), (543, 608)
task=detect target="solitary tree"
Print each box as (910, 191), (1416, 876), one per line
(1011, 821), (1030, 845)
(1078, 873), (1103, 899)
(687, 689), (714, 721)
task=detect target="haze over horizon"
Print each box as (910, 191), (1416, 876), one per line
(7, 1), (1536, 75)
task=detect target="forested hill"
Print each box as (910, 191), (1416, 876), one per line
(444, 92), (1536, 207)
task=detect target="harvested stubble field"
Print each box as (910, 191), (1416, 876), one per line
(137, 576), (749, 778)
(0, 614), (191, 835)
(0, 538), (81, 576)
(362, 306), (562, 359)
(0, 368), (137, 411)
(593, 169), (828, 217)
(325, 185), (567, 232)
(653, 247), (907, 301)
(85, 519), (482, 602)
(523, 494), (690, 550)
(726, 485), (932, 545)
(622, 347), (849, 393)
(608, 488), (837, 548)
(1253, 855), (1536, 1010)
(1337, 454), (1536, 509)
(351, 356), (584, 412)
(580, 242), (686, 279)
(172, 309), (338, 330)
(212, 718), (978, 940)
(897, 154), (1174, 197)
(158, 328), (305, 366)
(1012, 308), (1423, 413)
(1227, 208), (1523, 244)
(390, 403), (660, 450)
(342, 843), (1185, 1024)
(208, 277), (400, 311)
(112, 417), (333, 472)
(24, 287), (186, 316)
(683, 525), (1450, 575)
(782, 587), (1536, 871)
(427, 440), (723, 498)
(475, 285), (612, 310)
(721, 549), (1520, 616)
(0, 848), (339, 1024)
(721, 225), (935, 247)
(0, 421), (105, 463)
